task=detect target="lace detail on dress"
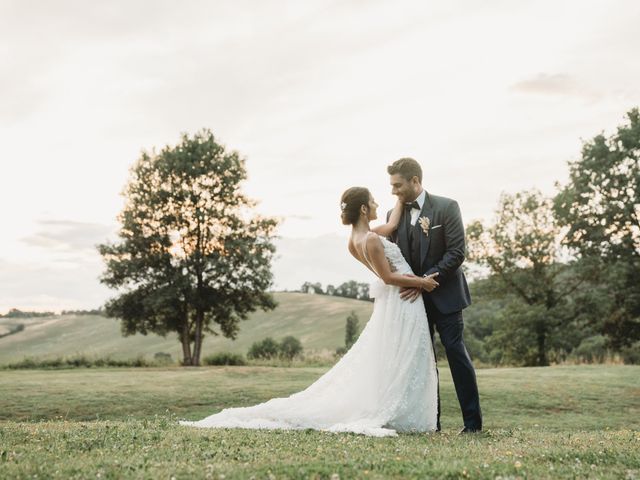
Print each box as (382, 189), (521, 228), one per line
(376, 234), (413, 275)
(179, 233), (438, 437)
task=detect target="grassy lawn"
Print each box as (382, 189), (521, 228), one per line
(1, 365), (639, 478)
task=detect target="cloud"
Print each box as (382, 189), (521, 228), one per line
(510, 73), (602, 101)
(0, 257), (110, 314)
(0, 234), (374, 312)
(20, 220), (116, 254)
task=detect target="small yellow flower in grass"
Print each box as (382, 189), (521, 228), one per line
(514, 461), (522, 469)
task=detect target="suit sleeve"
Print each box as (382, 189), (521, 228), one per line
(425, 200), (466, 280)
(385, 209), (396, 242)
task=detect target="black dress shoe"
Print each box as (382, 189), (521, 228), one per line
(458, 426), (482, 434)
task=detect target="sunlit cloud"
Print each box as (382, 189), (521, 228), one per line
(20, 220), (115, 254)
(511, 73), (602, 101)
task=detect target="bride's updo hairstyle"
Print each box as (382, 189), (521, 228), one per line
(340, 187), (371, 225)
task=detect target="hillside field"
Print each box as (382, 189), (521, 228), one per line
(0, 293), (374, 365)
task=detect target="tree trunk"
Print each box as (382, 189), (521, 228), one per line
(191, 213), (204, 367)
(180, 320), (192, 366)
(536, 325), (548, 366)
(192, 309), (204, 366)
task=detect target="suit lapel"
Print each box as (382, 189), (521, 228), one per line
(419, 191), (434, 270)
(397, 207), (411, 262)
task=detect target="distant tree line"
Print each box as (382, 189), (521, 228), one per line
(0, 309), (55, 318)
(60, 309), (104, 316)
(0, 308), (104, 318)
(300, 280), (372, 302)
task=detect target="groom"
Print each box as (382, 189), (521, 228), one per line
(386, 157), (482, 433)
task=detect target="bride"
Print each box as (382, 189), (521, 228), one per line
(178, 187), (440, 437)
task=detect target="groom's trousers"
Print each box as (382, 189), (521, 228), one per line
(423, 294), (482, 431)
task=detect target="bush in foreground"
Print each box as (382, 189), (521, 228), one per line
(202, 352), (246, 366)
(1, 355), (157, 369)
(247, 336), (304, 361)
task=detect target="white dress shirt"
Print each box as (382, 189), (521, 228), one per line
(409, 189), (426, 226)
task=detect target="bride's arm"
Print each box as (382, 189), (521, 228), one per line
(365, 234), (439, 289)
(371, 199), (403, 237)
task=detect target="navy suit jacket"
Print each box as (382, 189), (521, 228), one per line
(387, 191), (471, 315)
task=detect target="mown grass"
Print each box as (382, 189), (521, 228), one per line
(1, 365), (638, 479)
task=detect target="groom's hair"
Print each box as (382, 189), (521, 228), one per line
(387, 157), (422, 183)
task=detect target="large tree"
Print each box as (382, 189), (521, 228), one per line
(554, 107), (640, 348)
(98, 130), (278, 366)
(467, 190), (587, 366)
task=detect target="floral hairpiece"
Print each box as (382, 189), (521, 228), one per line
(340, 202), (347, 211)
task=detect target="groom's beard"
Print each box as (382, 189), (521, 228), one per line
(403, 189), (423, 204)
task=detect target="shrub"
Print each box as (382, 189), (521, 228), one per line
(279, 336), (303, 360)
(574, 335), (607, 363)
(154, 352), (173, 364)
(0, 355), (154, 369)
(621, 341), (640, 365)
(203, 352), (246, 366)
(345, 311), (360, 348)
(247, 337), (280, 360)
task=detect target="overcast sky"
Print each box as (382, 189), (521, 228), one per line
(1, 0), (639, 312)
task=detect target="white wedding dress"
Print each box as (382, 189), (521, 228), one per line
(179, 233), (438, 437)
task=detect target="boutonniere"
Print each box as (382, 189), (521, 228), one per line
(418, 216), (430, 237)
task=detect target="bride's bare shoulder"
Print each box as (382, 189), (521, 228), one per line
(347, 239), (357, 256)
(364, 232), (384, 252)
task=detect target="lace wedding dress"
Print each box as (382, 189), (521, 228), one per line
(179, 233), (438, 437)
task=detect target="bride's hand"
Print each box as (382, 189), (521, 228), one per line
(399, 286), (421, 302)
(421, 272), (439, 292)
(399, 274), (422, 302)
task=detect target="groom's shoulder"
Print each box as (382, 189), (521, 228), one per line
(429, 192), (458, 207)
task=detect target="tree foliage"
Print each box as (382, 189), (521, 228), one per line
(467, 190), (585, 366)
(554, 108), (640, 260)
(98, 130), (278, 366)
(345, 311), (360, 349)
(247, 337), (280, 360)
(554, 108), (640, 347)
(279, 335), (303, 360)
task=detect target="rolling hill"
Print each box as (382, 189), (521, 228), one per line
(0, 293), (374, 364)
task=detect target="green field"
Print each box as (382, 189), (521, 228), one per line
(1, 365), (639, 478)
(0, 293), (374, 365)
